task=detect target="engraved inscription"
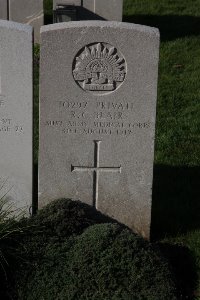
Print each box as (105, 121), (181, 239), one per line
(0, 66), (24, 135)
(45, 100), (153, 137)
(0, 118), (24, 134)
(45, 118), (152, 137)
(71, 140), (121, 209)
(0, 97), (5, 107)
(59, 101), (88, 109)
(73, 43), (127, 94)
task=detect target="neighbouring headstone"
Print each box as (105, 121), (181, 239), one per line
(53, 0), (123, 21)
(94, 0), (123, 21)
(53, 0), (81, 8)
(0, 20), (33, 215)
(0, 0), (8, 20)
(39, 21), (159, 239)
(9, 0), (43, 43)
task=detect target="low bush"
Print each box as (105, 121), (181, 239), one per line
(6, 199), (178, 300)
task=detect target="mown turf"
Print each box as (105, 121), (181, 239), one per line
(123, 1), (200, 298)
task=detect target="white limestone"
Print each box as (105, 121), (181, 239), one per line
(0, 20), (33, 215)
(0, 0), (8, 20)
(53, 0), (123, 21)
(9, 0), (43, 43)
(39, 21), (159, 239)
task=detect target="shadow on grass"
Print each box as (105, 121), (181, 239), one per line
(44, 6), (105, 25)
(158, 243), (198, 299)
(148, 164), (199, 298)
(44, 14), (53, 25)
(149, 164), (199, 298)
(151, 165), (200, 240)
(123, 15), (200, 41)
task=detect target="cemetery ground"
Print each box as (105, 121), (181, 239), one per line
(0, 0), (200, 299)
(123, 0), (200, 297)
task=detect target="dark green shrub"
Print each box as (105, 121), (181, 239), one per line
(11, 199), (177, 300)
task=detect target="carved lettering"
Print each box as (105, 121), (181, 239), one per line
(70, 111), (86, 119)
(94, 121), (124, 128)
(128, 122), (151, 128)
(116, 129), (134, 136)
(0, 99), (4, 106)
(0, 126), (11, 132)
(62, 128), (77, 134)
(15, 126), (23, 132)
(60, 125), (151, 136)
(83, 128), (96, 134)
(94, 111), (123, 120)
(97, 102), (134, 110)
(0, 118), (12, 125)
(45, 120), (63, 126)
(66, 121), (87, 127)
(0, 118), (24, 134)
(59, 101), (88, 109)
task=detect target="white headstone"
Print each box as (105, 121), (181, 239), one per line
(53, 0), (81, 8)
(9, 0), (43, 43)
(0, 0), (8, 20)
(53, 0), (123, 21)
(95, 0), (123, 21)
(0, 20), (33, 215)
(39, 21), (159, 239)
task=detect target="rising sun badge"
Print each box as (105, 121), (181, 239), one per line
(73, 43), (127, 94)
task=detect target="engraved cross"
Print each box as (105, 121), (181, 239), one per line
(71, 140), (121, 209)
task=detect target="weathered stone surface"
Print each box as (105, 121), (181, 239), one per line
(0, 0), (8, 20)
(39, 21), (159, 239)
(53, 0), (81, 9)
(95, 0), (123, 21)
(0, 20), (33, 215)
(83, 0), (94, 12)
(9, 0), (43, 43)
(53, 0), (123, 21)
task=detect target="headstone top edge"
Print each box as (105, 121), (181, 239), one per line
(40, 21), (160, 37)
(0, 20), (33, 34)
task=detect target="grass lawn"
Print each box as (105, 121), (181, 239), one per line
(31, 0), (200, 298)
(123, 0), (200, 298)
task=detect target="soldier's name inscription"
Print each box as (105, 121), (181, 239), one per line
(44, 99), (152, 136)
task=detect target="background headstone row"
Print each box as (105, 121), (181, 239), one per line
(0, 0), (43, 42)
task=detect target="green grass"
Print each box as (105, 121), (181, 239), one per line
(0, 194), (33, 298)
(31, 0), (200, 298)
(156, 37), (200, 166)
(123, 0), (200, 298)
